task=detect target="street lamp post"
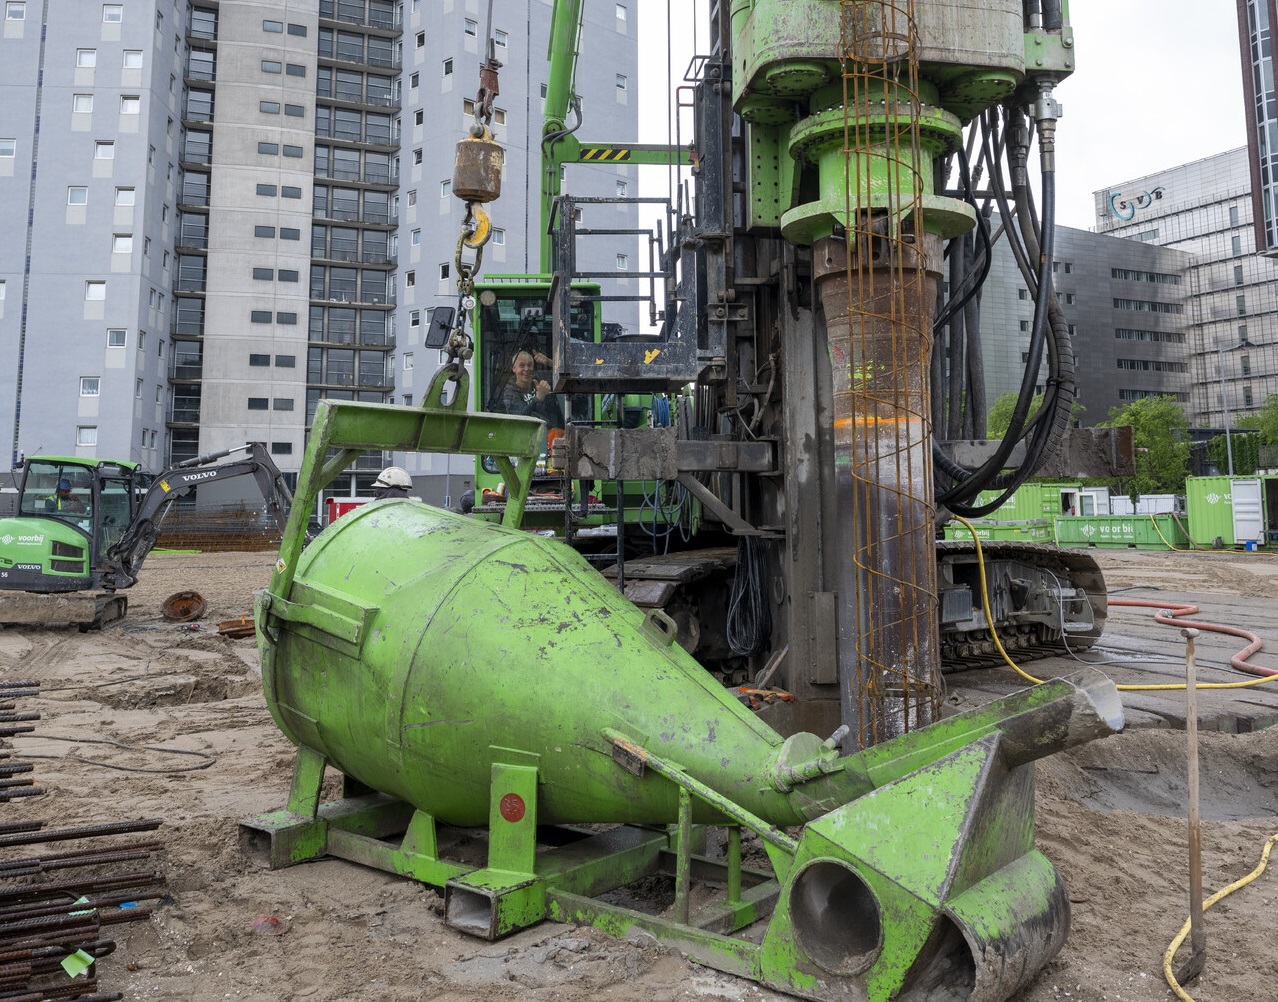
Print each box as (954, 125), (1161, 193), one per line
(1216, 338), (1257, 477)
(1217, 344), (1234, 476)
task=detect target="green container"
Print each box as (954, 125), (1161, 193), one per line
(1184, 476), (1236, 546)
(1053, 513), (1189, 550)
(943, 519), (1054, 543)
(972, 481), (1082, 522)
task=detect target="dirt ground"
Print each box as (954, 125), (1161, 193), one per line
(1, 547), (1275, 1002)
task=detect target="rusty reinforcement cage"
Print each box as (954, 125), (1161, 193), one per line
(820, 0), (941, 747)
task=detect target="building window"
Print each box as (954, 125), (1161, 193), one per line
(278, 270), (299, 282)
(411, 229), (421, 245)
(404, 353), (414, 370)
(123, 50), (142, 68)
(287, 23), (306, 36)
(1017, 288), (1028, 300)
(285, 104), (305, 117)
(68, 186), (88, 205)
(115, 188), (135, 205)
(1230, 205), (1240, 226)
(94, 141), (115, 159)
(106, 328), (126, 347)
(616, 253), (628, 269)
(1241, 354), (1252, 376)
(282, 186), (302, 199)
(260, 101), (281, 114)
(1232, 234), (1243, 257)
(492, 227), (505, 246)
(442, 58), (452, 76)
(250, 310), (272, 323)
(85, 281), (106, 300)
(261, 60), (282, 74)
(101, 4), (122, 22)
(255, 225), (276, 238)
(414, 109), (424, 126)
(248, 398), (269, 411)
(494, 29), (508, 47)
(616, 74), (627, 91)
(416, 31), (425, 47)
(1018, 320), (1029, 332)
(1237, 294), (1246, 315)
(285, 63), (305, 77)
(76, 427), (98, 447)
(0, 139), (14, 158)
(250, 353), (270, 366)
(409, 310), (420, 328)
(5, 2), (25, 20)
(283, 144), (303, 158)
(280, 227), (300, 240)
(464, 18), (477, 35)
(112, 234), (133, 254)
(258, 142), (279, 155)
(256, 183), (277, 196)
(437, 262), (448, 280)
(413, 148), (423, 165)
(1244, 386), (1254, 407)
(406, 270), (416, 286)
(273, 398), (294, 411)
(120, 95), (140, 114)
(262, 19), (283, 32)
(271, 442), (293, 456)
(1235, 264), (1245, 285)
(616, 3), (626, 20)
(1239, 324), (1249, 342)
(138, 331), (145, 349)
(276, 355), (296, 367)
(76, 48), (97, 67)
(277, 312), (297, 325)
(406, 189), (417, 206)
(1062, 292), (1075, 305)
(73, 94), (94, 113)
(410, 71), (420, 88)
(252, 267), (274, 281)
(80, 376), (100, 396)
(616, 179), (627, 197)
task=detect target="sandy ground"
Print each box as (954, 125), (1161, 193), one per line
(0, 547), (1275, 1002)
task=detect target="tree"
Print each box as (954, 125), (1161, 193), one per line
(986, 390), (1043, 438)
(1205, 431), (1260, 476)
(1253, 393), (1278, 445)
(1100, 395), (1190, 497)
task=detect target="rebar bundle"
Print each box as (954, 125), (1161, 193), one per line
(0, 682), (165, 1001)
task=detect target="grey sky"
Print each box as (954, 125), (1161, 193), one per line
(636, 0), (1248, 231)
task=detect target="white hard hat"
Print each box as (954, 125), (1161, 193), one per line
(374, 466), (412, 490)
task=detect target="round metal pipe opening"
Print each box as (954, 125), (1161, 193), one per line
(789, 860), (882, 974)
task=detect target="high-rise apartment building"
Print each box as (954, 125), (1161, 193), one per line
(0, 0), (638, 506)
(1095, 149), (1278, 428)
(1236, 0), (1278, 254)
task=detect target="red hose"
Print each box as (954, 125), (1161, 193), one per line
(1107, 599), (1275, 677)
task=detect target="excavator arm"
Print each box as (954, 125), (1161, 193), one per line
(104, 443), (292, 589)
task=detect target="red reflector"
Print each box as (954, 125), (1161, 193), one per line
(499, 793), (526, 823)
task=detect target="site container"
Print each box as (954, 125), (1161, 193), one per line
(972, 481), (1084, 521)
(1183, 476), (1278, 547)
(1053, 514), (1190, 549)
(943, 520), (1054, 543)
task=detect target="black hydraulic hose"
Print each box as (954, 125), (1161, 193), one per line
(1042, 0), (1063, 31)
(933, 147), (992, 333)
(939, 114), (1058, 517)
(935, 152), (1053, 504)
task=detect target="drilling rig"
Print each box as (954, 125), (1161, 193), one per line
(246, 2), (1131, 1000)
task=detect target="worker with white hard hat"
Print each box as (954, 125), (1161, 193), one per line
(373, 466), (412, 500)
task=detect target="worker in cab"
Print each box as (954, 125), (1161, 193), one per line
(492, 349), (564, 429)
(373, 466), (412, 500)
(44, 478), (85, 513)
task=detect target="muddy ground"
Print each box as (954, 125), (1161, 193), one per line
(0, 547), (1275, 1001)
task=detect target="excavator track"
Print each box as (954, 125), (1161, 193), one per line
(936, 539), (1108, 671)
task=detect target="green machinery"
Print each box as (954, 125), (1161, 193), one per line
(0, 444), (291, 628)
(247, 1), (1130, 999)
(246, 381), (1122, 1002)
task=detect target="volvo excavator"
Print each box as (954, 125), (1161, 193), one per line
(0, 443), (291, 628)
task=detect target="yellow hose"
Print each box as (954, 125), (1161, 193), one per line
(1162, 832), (1278, 1002)
(947, 515), (1278, 692)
